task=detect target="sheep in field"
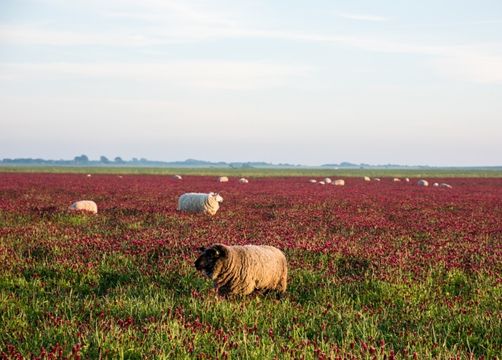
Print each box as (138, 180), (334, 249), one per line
(333, 179), (345, 186)
(433, 182), (439, 187)
(195, 244), (288, 297)
(319, 181), (326, 185)
(417, 179), (429, 187)
(218, 176), (229, 182)
(239, 178), (249, 184)
(440, 183), (453, 189)
(393, 178), (401, 182)
(324, 178), (332, 184)
(364, 176), (371, 182)
(309, 179), (317, 183)
(68, 200), (98, 214)
(173, 175), (183, 180)
(177, 192), (223, 216)
(374, 178), (381, 182)
(405, 178), (410, 182)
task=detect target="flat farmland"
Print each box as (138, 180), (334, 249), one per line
(0, 173), (501, 359)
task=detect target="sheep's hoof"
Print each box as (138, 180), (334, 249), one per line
(275, 292), (286, 301)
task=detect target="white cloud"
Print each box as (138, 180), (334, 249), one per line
(0, 61), (312, 90)
(338, 12), (389, 22)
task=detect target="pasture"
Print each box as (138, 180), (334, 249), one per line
(0, 172), (500, 359)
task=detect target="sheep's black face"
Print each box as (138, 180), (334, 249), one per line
(195, 246), (225, 278)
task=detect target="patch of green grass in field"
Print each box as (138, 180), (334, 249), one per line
(1, 251), (500, 359)
(1, 165), (502, 177)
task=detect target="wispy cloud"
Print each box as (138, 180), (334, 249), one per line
(2, 0), (502, 85)
(337, 12), (389, 22)
(0, 61), (312, 90)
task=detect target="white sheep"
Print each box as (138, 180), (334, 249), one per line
(173, 175), (183, 180)
(433, 182), (439, 187)
(333, 179), (345, 186)
(68, 200), (98, 214)
(218, 176), (229, 182)
(417, 179), (429, 187)
(177, 192), (223, 216)
(319, 181), (326, 185)
(324, 178), (332, 184)
(393, 178), (401, 182)
(440, 183), (452, 189)
(405, 178), (410, 182)
(309, 179), (317, 183)
(374, 178), (381, 182)
(364, 176), (371, 182)
(239, 178), (249, 184)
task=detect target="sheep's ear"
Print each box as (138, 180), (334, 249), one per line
(213, 244), (227, 257)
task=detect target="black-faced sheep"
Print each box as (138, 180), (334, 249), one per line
(195, 244), (288, 296)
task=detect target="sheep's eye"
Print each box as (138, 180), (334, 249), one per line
(206, 249), (218, 258)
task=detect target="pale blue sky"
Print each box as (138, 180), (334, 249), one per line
(1, 0), (501, 165)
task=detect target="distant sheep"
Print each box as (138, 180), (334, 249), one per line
(440, 183), (452, 189)
(86, 174), (92, 178)
(173, 175), (183, 180)
(324, 178), (332, 184)
(393, 178), (401, 182)
(309, 179), (317, 183)
(218, 176), (229, 182)
(374, 178), (381, 182)
(195, 244), (288, 296)
(364, 176), (371, 182)
(319, 181), (326, 185)
(405, 178), (410, 182)
(333, 179), (345, 186)
(177, 192), (223, 216)
(417, 179), (429, 187)
(433, 182), (439, 187)
(68, 200), (97, 214)
(239, 178), (249, 184)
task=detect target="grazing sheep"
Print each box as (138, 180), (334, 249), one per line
(68, 200), (97, 214)
(218, 176), (229, 183)
(364, 176), (371, 182)
(374, 178), (381, 182)
(393, 178), (401, 182)
(86, 174), (92, 178)
(173, 175), (183, 180)
(405, 178), (410, 182)
(239, 178), (249, 184)
(177, 192), (223, 216)
(195, 244), (288, 296)
(324, 178), (332, 184)
(319, 181), (326, 185)
(433, 182), (439, 187)
(440, 183), (453, 189)
(309, 179), (317, 183)
(417, 179), (429, 187)
(333, 179), (345, 186)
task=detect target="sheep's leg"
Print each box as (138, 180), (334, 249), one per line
(278, 270), (287, 293)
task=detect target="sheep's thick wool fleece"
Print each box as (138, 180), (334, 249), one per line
(213, 245), (288, 296)
(68, 200), (98, 214)
(177, 193), (220, 215)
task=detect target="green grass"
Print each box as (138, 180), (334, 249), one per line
(1, 165), (502, 177)
(1, 251), (500, 359)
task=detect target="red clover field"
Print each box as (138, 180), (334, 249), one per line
(0, 173), (501, 359)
